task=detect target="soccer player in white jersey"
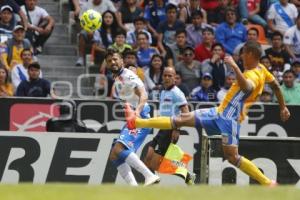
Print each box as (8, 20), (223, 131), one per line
(105, 49), (160, 186)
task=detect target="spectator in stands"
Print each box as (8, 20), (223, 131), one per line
(123, 49), (144, 81)
(260, 85), (274, 102)
(0, 0), (28, 30)
(21, 0), (55, 54)
(267, 0), (298, 35)
(126, 16), (152, 49)
(157, 3), (185, 56)
(260, 55), (272, 71)
(16, 62), (52, 97)
(284, 14), (300, 62)
(233, 27), (259, 60)
(179, 0), (207, 24)
(93, 10), (120, 67)
(0, 5), (15, 42)
(136, 32), (158, 69)
(215, 7), (247, 55)
(68, 0), (88, 20)
(143, 0), (167, 39)
(11, 48), (42, 89)
(175, 46), (202, 91)
(108, 29), (132, 54)
(239, 0), (267, 27)
(1, 25), (33, 71)
(185, 10), (212, 48)
(165, 29), (188, 66)
(175, 71), (190, 97)
(265, 31), (291, 74)
(0, 66), (13, 97)
(291, 60), (300, 82)
(206, 0), (230, 27)
(80, 0), (116, 16)
(144, 54), (164, 100)
(190, 72), (217, 102)
(194, 27), (214, 62)
(217, 72), (235, 101)
(200, 0), (219, 24)
(116, 0), (143, 32)
(280, 69), (300, 104)
(46, 99), (94, 132)
(201, 43), (232, 91)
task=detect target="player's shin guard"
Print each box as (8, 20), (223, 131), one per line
(239, 156), (271, 185)
(136, 117), (173, 129)
(117, 163), (138, 186)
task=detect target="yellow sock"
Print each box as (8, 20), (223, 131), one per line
(239, 157), (271, 185)
(136, 117), (173, 129)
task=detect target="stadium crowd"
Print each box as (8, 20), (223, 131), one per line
(0, 0), (300, 105)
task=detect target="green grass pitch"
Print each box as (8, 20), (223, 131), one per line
(0, 184), (299, 200)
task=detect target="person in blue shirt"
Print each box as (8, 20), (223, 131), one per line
(144, 66), (195, 185)
(215, 7), (247, 55)
(144, 0), (167, 36)
(190, 72), (218, 102)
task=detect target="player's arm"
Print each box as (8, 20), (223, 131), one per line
(269, 79), (291, 122)
(224, 56), (253, 92)
(134, 86), (148, 117)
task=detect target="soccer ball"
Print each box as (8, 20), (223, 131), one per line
(80, 9), (102, 33)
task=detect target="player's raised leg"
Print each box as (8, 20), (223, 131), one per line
(126, 104), (196, 130)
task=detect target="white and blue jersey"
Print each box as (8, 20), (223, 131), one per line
(113, 68), (151, 152)
(159, 85), (187, 117)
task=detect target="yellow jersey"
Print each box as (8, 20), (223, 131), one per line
(217, 64), (275, 122)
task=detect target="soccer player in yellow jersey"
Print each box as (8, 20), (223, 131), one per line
(126, 41), (291, 186)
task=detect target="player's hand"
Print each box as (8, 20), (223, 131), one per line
(224, 56), (238, 69)
(280, 106), (290, 122)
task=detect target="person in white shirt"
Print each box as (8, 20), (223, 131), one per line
(11, 48), (42, 89)
(284, 14), (300, 62)
(267, 0), (298, 35)
(105, 49), (160, 186)
(21, 0), (55, 54)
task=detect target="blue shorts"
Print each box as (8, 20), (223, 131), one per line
(194, 107), (240, 145)
(116, 104), (152, 152)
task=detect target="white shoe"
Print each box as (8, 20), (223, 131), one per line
(144, 175), (160, 186)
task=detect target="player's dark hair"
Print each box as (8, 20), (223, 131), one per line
(104, 49), (122, 59)
(243, 40), (262, 59)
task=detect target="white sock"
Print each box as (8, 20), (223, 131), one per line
(117, 163), (138, 186)
(125, 153), (154, 179)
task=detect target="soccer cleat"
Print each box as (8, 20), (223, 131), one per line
(185, 172), (196, 186)
(144, 175), (160, 186)
(268, 180), (278, 187)
(124, 103), (136, 129)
